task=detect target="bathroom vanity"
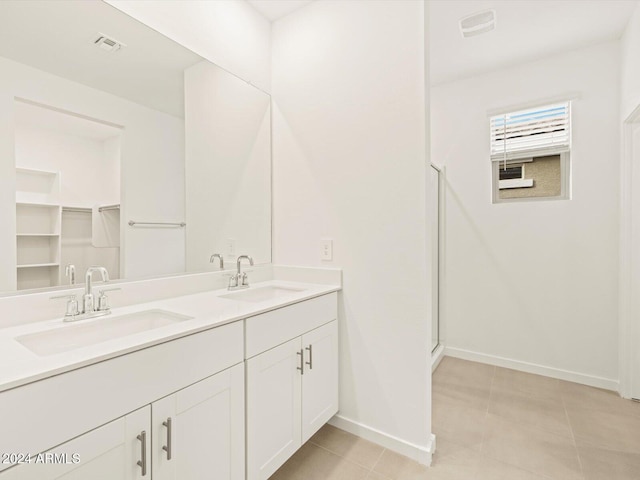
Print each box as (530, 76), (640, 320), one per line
(0, 280), (340, 480)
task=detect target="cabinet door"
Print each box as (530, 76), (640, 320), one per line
(0, 406), (150, 480)
(301, 320), (339, 442)
(246, 338), (302, 480)
(152, 363), (245, 480)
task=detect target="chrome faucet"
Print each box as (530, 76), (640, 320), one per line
(228, 255), (254, 290)
(50, 266), (119, 322)
(84, 266), (110, 313)
(210, 253), (224, 270)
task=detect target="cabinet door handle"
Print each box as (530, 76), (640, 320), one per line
(137, 430), (147, 476)
(305, 344), (313, 369)
(297, 349), (304, 375)
(162, 417), (173, 460)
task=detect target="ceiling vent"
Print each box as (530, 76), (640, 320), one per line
(94, 33), (125, 52)
(459, 10), (496, 38)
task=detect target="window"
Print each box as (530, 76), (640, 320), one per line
(490, 102), (571, 202)
(499, 165), (524, 180)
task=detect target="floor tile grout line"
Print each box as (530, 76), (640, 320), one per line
(485, 370), (578, 440)
(487, 364), (497, 414)
(368, 447), (387, 475)
(474, 414), (585, 479)
(478, 363), (496, 460)
(309, 439), (384, 474)
(484, 456), (557, 480)
(473, 362), (585, 479)
(560, 385), (586, 477)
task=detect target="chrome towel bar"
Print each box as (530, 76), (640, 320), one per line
(128, 221), (186, 228)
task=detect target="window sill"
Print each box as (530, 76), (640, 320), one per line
(499, 179), (534, 189)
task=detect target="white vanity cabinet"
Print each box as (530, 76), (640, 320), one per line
(0, 322), (245, 480)
(245, 293), (338, 480)
(0, 287), (340, 480)
(1, 364), (245, 480)
(0, 406), (150, 480)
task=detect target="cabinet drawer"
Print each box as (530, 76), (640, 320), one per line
(245, 293), (337, 358)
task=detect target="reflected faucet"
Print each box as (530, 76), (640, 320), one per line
(65, 264), (76, 285)
(228, 255), (254, 290)
(84, 266), (110, 313)
(210, 253), (224, 270)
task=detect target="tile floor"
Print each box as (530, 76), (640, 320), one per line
(270, 356), (640, 480)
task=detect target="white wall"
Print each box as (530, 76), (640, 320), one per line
(272, 0), (432, 462)
(105, 0), (271, 93)
(619, 3), (640, 399)
(432, 42), (620, 388)
(621, 4), (640, 121)
(0, 56), (185, 290)
(185, 61), (271, 271)
(0, 93), (16, 291)
(14, 128), (120, 208)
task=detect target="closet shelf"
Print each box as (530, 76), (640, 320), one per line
(16, 201), (60, 208)
(16, 233), (60, 237)
(16, 263), (60, 269)
(15, 168), (62, 290)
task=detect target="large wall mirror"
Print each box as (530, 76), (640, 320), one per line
(0, 0), (272, 295)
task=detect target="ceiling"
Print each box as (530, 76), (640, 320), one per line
(247, 0), (314, 21)
(0, 0), (202, 118)
(430, 0), (639, 85)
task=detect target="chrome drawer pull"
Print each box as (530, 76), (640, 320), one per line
(162, 417), (173, 460)
(137, 430), (147, 476)
(305, 345), (313, 369)
(297, 349), (304, 375)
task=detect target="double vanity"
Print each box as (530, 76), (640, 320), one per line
(0, 270), (340, 480)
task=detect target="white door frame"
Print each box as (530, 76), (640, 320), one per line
(620, 104), (640, 400)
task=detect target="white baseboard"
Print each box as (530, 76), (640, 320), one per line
(328, 415), (435, 466)
(432, 344), (445, 372)
(445, 346), (619, 392)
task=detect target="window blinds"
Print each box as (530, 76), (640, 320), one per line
(490, 102), (570, 161)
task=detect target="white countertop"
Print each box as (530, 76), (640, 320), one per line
(0, 280), (340, 394)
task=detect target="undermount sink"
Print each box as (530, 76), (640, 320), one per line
(16, 309), (192, 357)
(220, 285), (306, 303)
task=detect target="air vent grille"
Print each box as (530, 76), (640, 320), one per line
(459, 10), (496, 38)
(94, 33), (125, 52)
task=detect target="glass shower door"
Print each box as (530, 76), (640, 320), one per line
(430, 165), (441, 353)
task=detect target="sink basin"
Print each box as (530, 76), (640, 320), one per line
(17, 309), (192, 357)
(220, 285), (305, 303)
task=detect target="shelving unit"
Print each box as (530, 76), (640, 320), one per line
(15, 168), (62, 290)
(15, 167), (60, 205)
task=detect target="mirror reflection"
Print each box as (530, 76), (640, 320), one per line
(0, 0), (272, 295)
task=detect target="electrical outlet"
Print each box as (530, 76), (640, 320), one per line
(226, 238), (236, 257)
(320, 238), (333, 261)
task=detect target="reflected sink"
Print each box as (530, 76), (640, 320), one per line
(17, 309), (192, 357)
(220, 285), (306, 303)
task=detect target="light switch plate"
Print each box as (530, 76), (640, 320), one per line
(320, 238), (333, 261)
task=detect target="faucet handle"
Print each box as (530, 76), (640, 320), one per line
(50, 294), (80, 319)
(97, 288), (121, 311)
